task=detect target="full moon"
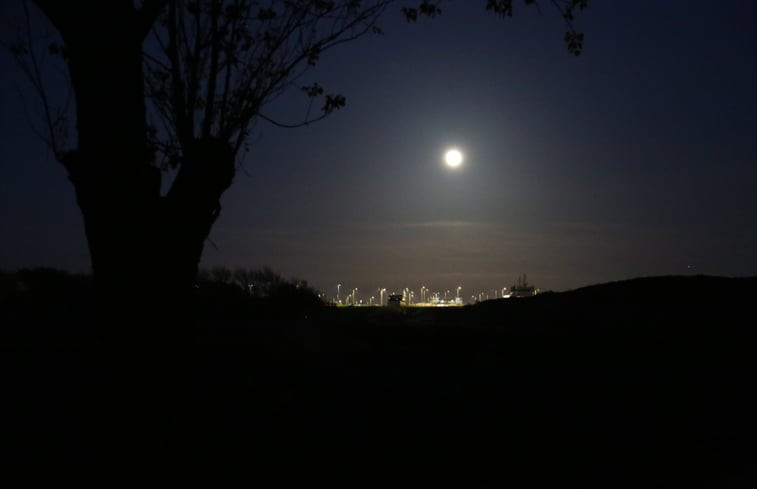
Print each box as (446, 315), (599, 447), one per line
(444, 149), (463, 168)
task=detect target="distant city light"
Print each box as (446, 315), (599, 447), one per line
(327, 277), (536, 307)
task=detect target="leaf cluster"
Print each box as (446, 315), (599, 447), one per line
(402, 1), (587, 56)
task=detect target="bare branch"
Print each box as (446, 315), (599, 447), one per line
(143, 50), (171, 71)
(146, 0), (392, 162)
(202, 0), (222, 138)
(137, 0), (168, 40)
(142, 0), (586, 173)
(10, 0), (67, 157)
(256, 111), (330, 129)
(167, 0), (189, 144)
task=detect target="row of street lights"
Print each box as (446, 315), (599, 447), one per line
(332, 284), (514, 306)
(333, 284), (469, 306)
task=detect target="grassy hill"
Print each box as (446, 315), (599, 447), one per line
(3, 275), (755, 487)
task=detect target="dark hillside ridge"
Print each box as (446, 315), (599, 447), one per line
(554, 274), (754, 303)
(468, 275), (756, 340)
(479, 274), (755, 307)
(3, 274), (756, 487)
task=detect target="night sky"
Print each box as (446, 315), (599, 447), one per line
(1, 1), (756, 299)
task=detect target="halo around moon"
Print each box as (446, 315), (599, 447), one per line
(444, 148), (463, 168)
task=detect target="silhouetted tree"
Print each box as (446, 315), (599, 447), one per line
(9, 0), (585, 315)
(232, 267), (257, 294)
(195, 265), (322, 318)
(0, 268), (94, 318)
(210, 265), (233, 284)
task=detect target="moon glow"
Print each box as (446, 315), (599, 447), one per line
(444, 149), (463, 168)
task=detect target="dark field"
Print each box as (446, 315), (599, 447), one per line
(3, 276), (756, 487)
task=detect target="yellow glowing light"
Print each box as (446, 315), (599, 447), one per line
(444, 149), (463, 168)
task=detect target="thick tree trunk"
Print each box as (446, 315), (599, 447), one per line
(28, 7), (235, 485)
(161, 137), (236, 301)
(60, 7), (162, 316)
(42, 2), (235, 320)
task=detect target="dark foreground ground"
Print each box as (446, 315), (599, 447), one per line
(3, 276), (756, 487)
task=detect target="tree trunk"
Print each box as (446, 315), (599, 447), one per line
(59, 8), (160, 317)
(28, 7), (237, 485)
(45, 3), (235, 321)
